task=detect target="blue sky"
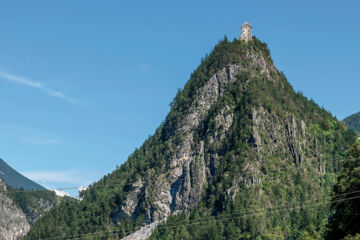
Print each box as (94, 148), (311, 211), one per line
(0, 0), (359, 194)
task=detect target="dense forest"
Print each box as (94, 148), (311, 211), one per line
(326, 141), (360, 240)
(25, 37), (358, 239)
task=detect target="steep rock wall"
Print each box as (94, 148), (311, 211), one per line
(118, 49), (275, 225)
(0, 179), (30, 240)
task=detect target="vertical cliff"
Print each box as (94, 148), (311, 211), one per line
(0, 179), (30, 240)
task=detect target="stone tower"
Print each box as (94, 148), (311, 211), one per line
(239, 21), (252, 42)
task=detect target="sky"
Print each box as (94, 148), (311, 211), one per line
(0, 0), (359, 195)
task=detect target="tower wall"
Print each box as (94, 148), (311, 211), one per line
(239, 22), (252, 42)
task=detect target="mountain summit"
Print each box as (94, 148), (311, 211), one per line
(26, 36), (356, 239)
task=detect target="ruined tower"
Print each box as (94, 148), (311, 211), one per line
(239, 21), (252, 42)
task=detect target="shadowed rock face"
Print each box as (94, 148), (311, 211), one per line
(0, 179), (30, 240)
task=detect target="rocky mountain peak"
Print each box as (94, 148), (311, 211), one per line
(26, 37), (356, 240)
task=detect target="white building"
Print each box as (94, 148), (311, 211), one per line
(239, 21), (252, 42)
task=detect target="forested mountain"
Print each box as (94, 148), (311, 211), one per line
(344, 112), (360, 133)
(25, 37), (356, 239)
(0, 159), (57, 239)
(0, 158), (45, 191)
(0, 178), (57, 239)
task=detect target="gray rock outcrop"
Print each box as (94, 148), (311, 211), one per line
(118, 49), (277, 236)
(0, 179), (30, 240)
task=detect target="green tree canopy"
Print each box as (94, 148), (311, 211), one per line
(326, 142), (360, 239)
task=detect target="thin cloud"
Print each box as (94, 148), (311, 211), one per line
(20, 137), (60, 145)
(0, 125), (60, 146)
(21, 170), (88, 184)
(116, 115), (133, 125)
(21, 170), (103, 191)
(138, 63), (152, 72)
(0, 71), (79, 104)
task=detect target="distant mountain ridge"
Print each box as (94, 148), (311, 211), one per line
(344, 112), (360, 133)
(0, 158), (45, 190)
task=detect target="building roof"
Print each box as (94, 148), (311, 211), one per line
(242, 21), (252, 29)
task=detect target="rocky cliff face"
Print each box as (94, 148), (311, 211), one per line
(0, 158), (56, 239)
(0, 179), (30, 240)
(119, 51), (275, 224)
(23, 197), (55, 225)
(0, 177), (57, 239)
(116, 39), (353, 238)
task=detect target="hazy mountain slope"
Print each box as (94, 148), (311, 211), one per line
(0, 158), (45, 190)
(25, 37), (356, 240)
(344, 112), (360, 133)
